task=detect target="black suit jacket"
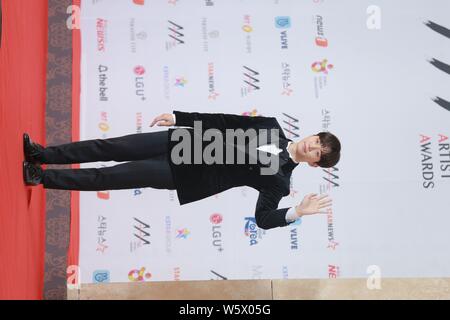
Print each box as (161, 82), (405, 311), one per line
(168, 110), (299, 230)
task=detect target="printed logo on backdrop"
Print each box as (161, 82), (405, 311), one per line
(96, 215), (108, 254)
(174, 76), (188, 88)
(275, 16), (291, 29)
(135, 111), (143, 138)
(130, 217), (151, 252)
(424, 21), (450, 113)
(98, 65), (109, 102)
(204, 0), (214, 6)
(326, 198), (337, 250)
(241, 66), (260, 97)
(208, 63), (220, 100)
(289, 219), (301, 250)
(312, 58), (334, 73)
(169, 189), (176, 202)
(128, 267), (152, 282)
(96, 18), (108, 52)
(129, 18), (147, 54)
(133, 65), (147, 101)
(314, 15), (328, 47)
(166, 20), (185, 51)
(242, 109), (260, 117)
(133, 0), (145, 5)
(282, 265), (289, 279)
(173, 267), (182, 281)
(281, 62), (293, 96)
(251, 265), (263, 279)
(176, 228), (190, 239)
(327, 240), (339, 251)
(210, 213), (224, 252)
(366, 265), (382, 290)
(328, 264), (340, 278)
(312, 59), (333, 99)
(168, 0), (179, 6)
(98, 111), (111, 140)
(242, 15), (254, 54)
(163, 66), (171, 100)
(96, 180), (110, 198)
(244, 217), (266, 246)
(201, 17), (220, 52)
(419, 134), (450, 189)
(281, 112), (300, 139)
(322, 166), (339, 190)
(275, 17), (291, 50)
(321, 108), (331, 132)
(165, 216), (172, 253)
(93, 270), (110, 283)
(210, 270), (227, 280)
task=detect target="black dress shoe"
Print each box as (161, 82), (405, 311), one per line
(23, 161), (44, 186)
(23, 133), (45, 164)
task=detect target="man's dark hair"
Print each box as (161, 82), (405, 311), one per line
(316, 132), (341, 168)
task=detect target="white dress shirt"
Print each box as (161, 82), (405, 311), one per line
(170, 113), (301, 224)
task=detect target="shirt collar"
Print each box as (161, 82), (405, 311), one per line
(286, 141), (299, 163)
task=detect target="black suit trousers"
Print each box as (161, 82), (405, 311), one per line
(41, 131), (176, 191)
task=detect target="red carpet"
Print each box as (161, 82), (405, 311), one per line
(68, 0), (81, 274)
(0, 0), (48, 299)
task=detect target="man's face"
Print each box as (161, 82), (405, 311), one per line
(294, 135), (329, 167)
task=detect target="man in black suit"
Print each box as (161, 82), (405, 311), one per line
(23, 110), (341, 230)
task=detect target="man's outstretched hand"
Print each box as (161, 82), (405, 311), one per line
(295, 193), (332, 217)
(150, 113), (175, 127)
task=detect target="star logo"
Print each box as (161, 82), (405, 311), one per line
(176, 228), (190, 239)
(208, 92), (220, 100)
(174, 77), (187, 87)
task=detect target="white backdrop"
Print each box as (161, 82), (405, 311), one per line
(78, 0), (450, 284)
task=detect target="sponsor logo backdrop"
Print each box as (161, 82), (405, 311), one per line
(78, 0), (450, 283)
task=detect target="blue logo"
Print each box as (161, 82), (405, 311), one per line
(275, 16), (291, 29)
(291, 218), (302, 226)
(244, 217), (265, 246)
(93, 270), (110, 283)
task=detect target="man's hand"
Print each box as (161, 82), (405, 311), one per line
(295, 193), (332, 217)
(150, 113), (175, 127)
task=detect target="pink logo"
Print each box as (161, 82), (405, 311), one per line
(128, 267), (152, 282)
(327, 240), (339, 250)
(134, 66), (146, 75)
(311, 59), (333, 74)
(210, 213), (223, 224)
(315, 37), (328, 47)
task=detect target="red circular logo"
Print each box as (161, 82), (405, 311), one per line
(210, 213), (223, 224)
(134, 66), (146, 75)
